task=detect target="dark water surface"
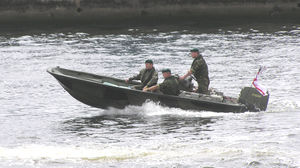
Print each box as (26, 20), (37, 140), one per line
(0, 24), (300, 168)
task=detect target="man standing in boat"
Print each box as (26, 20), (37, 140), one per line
(179, 48), (210, 94)
(143, 68), (180, 96)
(126, 59), (158, 90)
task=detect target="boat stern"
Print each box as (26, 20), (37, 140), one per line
(238, 87), (269, 112)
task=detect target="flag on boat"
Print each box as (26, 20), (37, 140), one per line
(252, 66), (267, 96)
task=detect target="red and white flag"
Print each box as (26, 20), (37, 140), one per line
(252, 66), (267, 96)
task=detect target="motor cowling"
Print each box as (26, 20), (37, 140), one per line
(238, 87), (269, 112)
(178, 76), (194, 92)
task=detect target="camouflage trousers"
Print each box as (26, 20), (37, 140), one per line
(196, 79), (210, 94)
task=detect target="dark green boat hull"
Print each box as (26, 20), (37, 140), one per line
(48, 67), (268, 113)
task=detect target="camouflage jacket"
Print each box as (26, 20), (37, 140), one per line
(190, 56), (210, 84)
(159, 76), (180, 96)
(129, 67), (158, 87)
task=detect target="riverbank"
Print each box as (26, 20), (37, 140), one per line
(1, 0), (300, 26)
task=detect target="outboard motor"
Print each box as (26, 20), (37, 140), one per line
(238, 87), (269, 111)
(178, 76), (194, 92)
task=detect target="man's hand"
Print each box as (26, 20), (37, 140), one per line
(180, 70), (192, 80)
(143, 86), (148, 92)
(179, 76), (185, 80)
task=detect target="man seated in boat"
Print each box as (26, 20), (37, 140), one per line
(125, 59), (158, 90)
(143, 68), (180, 96)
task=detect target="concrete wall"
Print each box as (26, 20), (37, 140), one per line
(0, 0), (300, 25)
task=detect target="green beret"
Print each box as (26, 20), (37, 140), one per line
(190, 48), (199, 52)
(161, 68), (171, 73)
(145, 59), (153, 64)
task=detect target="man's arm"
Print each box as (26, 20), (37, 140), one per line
(126, 70), (143, 83)
(143, 84), (159, 92)
(190, 59), (204, 74)
(180, 59), (204, 80)
(145, 71), (158, 87)
(179, 70), (192, 80)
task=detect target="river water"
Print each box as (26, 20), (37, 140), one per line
(0, 24), (300, 168)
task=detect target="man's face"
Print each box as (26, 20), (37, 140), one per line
(145, 63), (153, 69)
(162, 72), (171, 78)
(191, 52), (199, 58)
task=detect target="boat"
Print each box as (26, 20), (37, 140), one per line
(47, 67), (269, 113)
